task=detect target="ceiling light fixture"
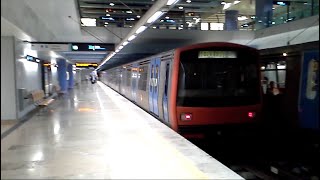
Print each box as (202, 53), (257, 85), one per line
(167, 0), (180, 6)
(186, 0), (191, 3)
(178, 6), (184, 9)
(80, 18), (96, 26)
(223, 3), (232, 10)
(135, 26), (147, 34)
(128, 35), (136, 41)
(147, 11), (164, 23)
(238, 16), (248, 21)
(123, 41), (129, 46)
(110, 2), (115, 6)
(234, 0), (241, 4)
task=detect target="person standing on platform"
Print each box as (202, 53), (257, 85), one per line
(90, 71), (97, 84)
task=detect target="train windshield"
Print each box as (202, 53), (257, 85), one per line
(177, 48), (260, 107)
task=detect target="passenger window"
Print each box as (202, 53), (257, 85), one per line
(138, 66), (148, 91)
(150, 65), (154, 88)
(260, 61), (286, 94)
(164, 63), (170, 96)
(306, 60), (318, 99)
(155, 65), (159, 87)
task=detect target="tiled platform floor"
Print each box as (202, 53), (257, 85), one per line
(1, 81), (242, 179)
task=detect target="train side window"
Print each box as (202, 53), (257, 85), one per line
(306, 60), (318, 99)
(126, 68), (131, 86)
(138, 66), (148, 91)
(155, 65), (159, 87)
(164, 63), (170, 96)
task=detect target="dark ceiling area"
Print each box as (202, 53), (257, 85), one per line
(76, 0), (256, 70)
(101, 36), (194, 69)
(77, 0), (228, 29)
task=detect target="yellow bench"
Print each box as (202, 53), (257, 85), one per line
(31, 90), (55, 107)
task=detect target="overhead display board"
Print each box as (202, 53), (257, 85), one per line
(75, 63), (98, 67)
(71, 43), (115, 51)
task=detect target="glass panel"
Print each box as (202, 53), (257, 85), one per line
(138, 66), (148, 91)
(306, 60), (318, 99)
(177, 49), (260, 107)
(277, 70), (286, 88)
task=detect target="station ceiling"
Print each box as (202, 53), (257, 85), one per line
(75, 0), (256, 70)
(4, 0), (313, 70)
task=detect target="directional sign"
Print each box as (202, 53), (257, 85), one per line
(71, 43), (114, 51)
(31, 43), (70, 51)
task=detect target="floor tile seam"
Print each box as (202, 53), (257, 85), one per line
(1, 96), (66, 140)
(1, 109), (38, 140)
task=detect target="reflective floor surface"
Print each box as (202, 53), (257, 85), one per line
(1, 81), (242, 179)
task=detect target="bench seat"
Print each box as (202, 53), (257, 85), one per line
(31, 90), (55, 107)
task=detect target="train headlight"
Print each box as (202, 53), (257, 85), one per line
(181, 113), (192, 121)
(248, 112), (256, 118)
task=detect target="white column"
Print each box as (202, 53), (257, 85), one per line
(1, 36), (17, 120)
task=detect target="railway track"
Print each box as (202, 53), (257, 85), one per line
(191, 128), (320, 180)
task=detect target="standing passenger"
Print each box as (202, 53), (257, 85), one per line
(90, 71), (97, 84)
(267, 81), (280, 95)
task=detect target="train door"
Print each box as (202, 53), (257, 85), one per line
(162, 62), (170, 123)
(149, 58), (161, 116)
(299, 50), (319, 129)
(131, 63), (138, 102)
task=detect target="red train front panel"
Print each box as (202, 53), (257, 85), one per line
(168, 42), (262, 137)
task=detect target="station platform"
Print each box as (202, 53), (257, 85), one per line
(1, 81), (243, 179)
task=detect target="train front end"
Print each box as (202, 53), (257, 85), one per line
(169, 42), (262, 138)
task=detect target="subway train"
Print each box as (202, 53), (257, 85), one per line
(259, 41), (319, 133)
(99, 42), (262, 138)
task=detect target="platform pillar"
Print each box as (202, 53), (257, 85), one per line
(67, 64), (74, 89)
(225, 10), (238, 31)
(255, 0), (273, 30)
(57, 59), (68, 93)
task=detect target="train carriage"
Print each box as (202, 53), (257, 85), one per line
(99, 42), (262, 138)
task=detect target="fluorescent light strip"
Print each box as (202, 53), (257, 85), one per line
(128, 35), (136, 41)
(123, 41), (129, 46)
(234, 0), (241, 4)
(223, 3), (232, 10)
(119, 45), (124, 50)
(167, 0), (180, 5)
(136, 26), (147, 34)
(147, 11), (164, 23)
(80, 18), (96, 26)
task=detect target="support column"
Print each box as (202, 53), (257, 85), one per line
(67, 64), (74, 89)
(255, 0), (273, 30)
(57, 59), (68, 93)
(225, 10), (239, 31)
(1, 36), (17, 120)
